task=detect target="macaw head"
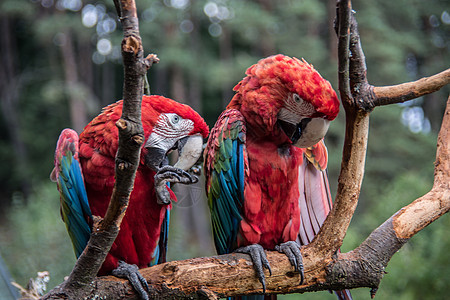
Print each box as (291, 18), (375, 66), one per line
(228, 54), (339, 148)
(141, 95), (209, 172)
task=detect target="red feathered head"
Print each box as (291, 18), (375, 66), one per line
(80, 95), (208, 173)
(228, 54), (339, 147)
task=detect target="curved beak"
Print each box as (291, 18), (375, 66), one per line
(173, 135), (204, 170)
(279, 118), (330, 148)
(144, 134), (204, 171)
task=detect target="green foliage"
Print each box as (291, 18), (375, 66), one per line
(0, 0), (34, 17)
(0, 183), (76, 290)
(340, 172), (449, 300)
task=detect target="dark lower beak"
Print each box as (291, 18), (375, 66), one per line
(144, 135), (204, 172)
(145, 147), (168, 172)
(278, 118), (311, 144)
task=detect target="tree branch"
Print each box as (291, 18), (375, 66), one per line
(338, 99), (450, 294)
(43, 0), (156, 298)
(306, 0), (370, 265)
(336, 0), (353, 109)
(372, 69), (450, 107)
(392, 95), (450, 239)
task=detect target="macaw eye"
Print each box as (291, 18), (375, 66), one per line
(293, 93), (302, 103)
(171, 115), (180, 124)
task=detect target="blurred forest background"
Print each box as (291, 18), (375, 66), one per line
(0, 0), (449, 299)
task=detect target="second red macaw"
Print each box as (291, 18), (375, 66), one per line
(204, 54), (351, 299)
(51, 95), (209, 299)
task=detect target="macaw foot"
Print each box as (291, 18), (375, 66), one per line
(235, 244), (272, 293)
(154, 165), (198, 204)
(275, 241), (304, 285)
(112, 261), (149, 300)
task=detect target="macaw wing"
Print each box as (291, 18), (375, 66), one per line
(51, 129), (93, 258)
(204, 109), (247, 255)
(298, 139), (333, 245)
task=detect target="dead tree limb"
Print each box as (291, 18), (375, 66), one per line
(306, 0), (370, 270)
(372, 69), (450, 107)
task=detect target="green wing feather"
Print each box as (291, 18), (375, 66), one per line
(52, 129), (92, 258)
(204, 110), (246, 254)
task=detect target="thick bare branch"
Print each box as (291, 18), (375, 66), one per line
(308, 0), (370, 265)
(392, 96), (450, 239)
(372, 69), (450, 107)
(47, 250), (376, 299)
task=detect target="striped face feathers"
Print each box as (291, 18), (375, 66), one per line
(144, 113), (203, 171)
(146, 113), (194, 150)
(229, 55), (339, 146)
(278, 93), (330, 148)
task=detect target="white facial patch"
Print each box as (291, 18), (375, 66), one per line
(145, 113), (194, 151)
(284, 93), (316, 118)
(278, 93), (331, 148)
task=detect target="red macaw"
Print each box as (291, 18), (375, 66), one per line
(51, 95), (208, 299)
(204, 54), (351, 299)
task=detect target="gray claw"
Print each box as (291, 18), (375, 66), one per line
(155, 165), (198, 185)
(112, 261), (149, 300)
(275, 241), (304, 285)
(154, 166), (199, 204)
(235, 244), (272, 293)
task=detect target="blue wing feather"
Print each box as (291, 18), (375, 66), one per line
(53, 129), (92, 258)
(151, 206), (170, 266)
(204, 110), (246, 255)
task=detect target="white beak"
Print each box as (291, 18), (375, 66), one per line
(173, 135), (204, 170)
(293, 118), (330, 148)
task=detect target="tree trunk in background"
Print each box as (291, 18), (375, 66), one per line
(0, 16), (32, 202)
(170, 64), (186, 103)
(154, 67), (169, 97)
(257, 0), (276, 56)
(102, 62), (116, 107)
(328, 0), (338, 61)
(423, 92), (444, 132)
(78, 42), (94, 97)
(169, 61), (214, 257)
(172, 181), (215, 257)
(60, 29), (88, 133)
(420, 16), (447, 132)
(219, 26), (234, 108)
(188, 13), (202, 113)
